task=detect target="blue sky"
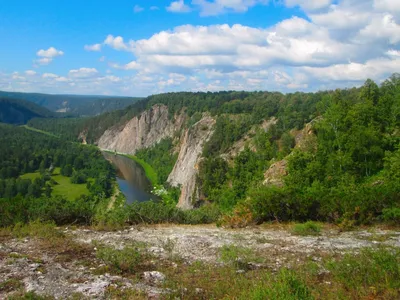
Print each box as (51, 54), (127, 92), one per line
(0, 0), (399, 96)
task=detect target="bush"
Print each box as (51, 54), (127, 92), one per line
(96, 245), (143, 274)
(382, 207), (400, 224)
(292, 221), (321, 236)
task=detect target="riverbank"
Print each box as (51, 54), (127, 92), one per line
(102, 150), (159, 186)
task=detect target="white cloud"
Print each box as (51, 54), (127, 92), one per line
(167, 0), (191, 13)
(84, 43), (102, 51)
(37, 47), (64, 58)
(25, 70), (36, 76)
(104, 35), (130, 51)
(9, 0), (400, 95)
(285, 0), (333, 11)
(134, 5), (144, 13)
(68, 68), (99, 78)
(35, 47), (64, 65)
(42, 73), (59, 79)
(387, 49), (400, 57)
(374, 0), (400, 15)
(36, 57), (53, 65)
(192, 0), (269, 16)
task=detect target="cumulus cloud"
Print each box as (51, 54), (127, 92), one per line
(12, 0), (400, 95)
(35, 47), (64, 65)
(167, 0), (191, 13)
(104, 35), (130, 51)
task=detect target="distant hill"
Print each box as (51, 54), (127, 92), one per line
(0, 91), (142, 116)
(0, 97), (58, 124)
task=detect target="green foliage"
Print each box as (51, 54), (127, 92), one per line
(327, 247), (400, 296)
(0, 97), (57, 125)
(382, 207), (400, 224)
(240, 269), (313, 300)
(94, 201), (221, 228)
(219, 245), (256, 269)
(135, 138), (177, 184)
(96, 245), (143, 274)
(292, 221), (321, 236)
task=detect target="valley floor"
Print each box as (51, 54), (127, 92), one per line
(1, 224), (399, 299)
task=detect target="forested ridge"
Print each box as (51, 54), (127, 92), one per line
(0, 90), (142, 116)
(0, 124), (115, 227)
(0, 97), (58, 124)
(14, 74), (400, 226)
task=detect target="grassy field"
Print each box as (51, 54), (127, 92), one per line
(20, 168), (90, 200)
(52, 170), (90, 200)
(20, 172), (41, 181)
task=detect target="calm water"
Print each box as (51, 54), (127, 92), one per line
(103, 152), (158, 204)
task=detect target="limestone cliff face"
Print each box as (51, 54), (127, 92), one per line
(97, 105), (186, 154)
(96, 104), (215, 209)
(168, 115), (216, 210)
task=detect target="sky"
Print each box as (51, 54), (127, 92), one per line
(0, 0), (399, 96)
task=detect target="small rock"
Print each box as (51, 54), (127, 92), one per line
(236, 270), (246, 274)
(143, 271), (166, 285)
(29, 263), (41, 271)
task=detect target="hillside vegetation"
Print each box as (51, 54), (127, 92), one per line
(26, 74), (400, 227)
(0, 90), (141, 116)
(0, 97), (58, 124)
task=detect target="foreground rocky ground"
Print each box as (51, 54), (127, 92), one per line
(1, 224), (399, 299)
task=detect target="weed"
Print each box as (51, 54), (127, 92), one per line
(327, 247), (400, 298)
(96, 245), (145, 274)
(219, 244), (258, 269)
(292, 221), (321, 236)
(0, 278), (23, 293)
(238, 269), (313, 300)
(8, 291), (54, 300)
(104, 286), (146, 299)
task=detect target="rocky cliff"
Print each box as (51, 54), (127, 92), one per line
(96, 105), (215, 209)
(98, 105), (186, 154)
(168, 115), (215, 209)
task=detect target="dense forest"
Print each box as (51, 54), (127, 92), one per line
(8, 74), (400, 227)
(0, 97), (58, 124)
(0, 90), (142, 116)
(0, 124), (115, 227)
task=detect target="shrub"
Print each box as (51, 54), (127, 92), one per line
(96, 245), (143, 274)
(382, 207), (400, 224)
(292, 221), (321, 236)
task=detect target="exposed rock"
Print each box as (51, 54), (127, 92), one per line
(167, 115), (216, 209)
(98, 105), (186, 155)
(263, 159), (288, 187)
(223, 117), (278, 161)
(143, 271), (166, 285)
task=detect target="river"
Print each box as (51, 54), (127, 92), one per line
(102, 152), (159, 204)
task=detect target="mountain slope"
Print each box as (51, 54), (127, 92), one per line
(0, 91), (142, 116)
(0, 97), (58, 124)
